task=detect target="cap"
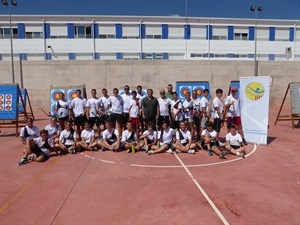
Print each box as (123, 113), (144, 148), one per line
(231, 86), (238, 92)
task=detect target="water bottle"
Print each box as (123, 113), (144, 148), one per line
(131, 144), (136, 153)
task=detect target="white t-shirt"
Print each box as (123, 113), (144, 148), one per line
(200, 96), (209, 116)
(100, 96), (110, 113)
(171, 99), (183, 121)
(158, 128), (176, 144)
(212, 97), (224, 119)
(226, 132), (243, 146)
(142, 130), (157, 142)
(136, 92), (146, 103)
(121, 93), (132, 113)
(121, 130), (137, 142)
(108, 95), (123, 115)
(201, 129), (217, 139)
(176, 129), (191, 144)
(45, 124), (61, 138)
(103, 128), (119, 141)
(71, 97), (87, 117)
(81, 129), (95, 143)
(225, 94), (240, 117)
(182, 100), (194, 119)
(56, 100), (70, 118)
(158, 97), (171, 116)
(33, 137), (54, 156)
(129, 98), (140, 118)
(20, 126), (40, 140)
(59, 129), (77, 146)
(86, 97), (102, 117)
(192, 98), (202, 116)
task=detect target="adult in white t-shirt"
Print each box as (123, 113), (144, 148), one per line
(121, 85), (132, 125)
(212, 89), (224, 145)
(108, 88), (124, 135)
(158, 89), (171, 128)
(173, 122), (196, 154)
(70, 89), (87, 136)
(200, 89), (210, 130)
(55, 92), (71, 130)
(85, 89), (102, 136)
(224, 86), (247, 145)
(170, 92), (183, 130)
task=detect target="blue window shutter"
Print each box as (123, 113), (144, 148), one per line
(17, 23), (25, 39)
(289, 27), (294, 41)
(206, 25), (212, 40)
(269, 27), (275, 41)
(44, 23), (50, 39)
(67, 23), (74, 38)
(184, 25), (190, 39)
(248, 26), (254, 40)
(228, 26), (234, 40)
(162, 24), (168, 39)
(116, 24), (122, 39)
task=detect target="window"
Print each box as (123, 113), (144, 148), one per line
(99, 25), (115, 39)
(0, 28), (18, 38)
(75, 26), (92, 38)
(123, 25), (139, 39)
(234, 33), (248, 40)
(50, 26), (67, 39)
(26, 32), (43, 39)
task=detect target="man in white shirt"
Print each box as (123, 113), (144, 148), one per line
(170, 92), (183, 130)
(108, 88), (124, 135)
(212, 89), (225, 146)
(182, 92), (195, 138)
(192, 90), (202, 141)
(85, 89), (102, 137)
(225, 86), (247, 145)
(70, 89), (87, 136)
(99, 88), (110, 139)
(55, 92), (71, 130)
(158, 89), (171, 129)
(173, 122), (196, 154)
(121, 85), (131, 127)
(136, 85), (146, 131)
(200, 89), (210, 133)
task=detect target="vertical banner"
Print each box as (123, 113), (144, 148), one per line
(240, 76), (270, 145)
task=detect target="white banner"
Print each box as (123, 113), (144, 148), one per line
(240, 76), (270, 145)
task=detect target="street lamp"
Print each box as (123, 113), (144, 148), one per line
(1, 0), (17, 83)
(250, 6), (263, 76)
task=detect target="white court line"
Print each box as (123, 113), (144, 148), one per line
(174, 153), (230, 225)
(99, 159), (116, 164)
(131, 145), (257, 168)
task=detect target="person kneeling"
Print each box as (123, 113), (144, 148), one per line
(173, 122), (196, 154)
(18, 129), (55, 166)
(225, 125), (247, 158)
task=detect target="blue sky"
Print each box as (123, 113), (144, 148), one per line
(0, 0), (299, 20)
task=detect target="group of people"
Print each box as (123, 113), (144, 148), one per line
(18, 84), (248, 166)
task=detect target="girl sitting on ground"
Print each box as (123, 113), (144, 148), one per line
(139, 124), (157, 152)
(78, 122), (98, 151)
(57, 120), (78, 154)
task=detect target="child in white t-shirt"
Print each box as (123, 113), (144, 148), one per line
(139, 124), (157, 152)
(78, 122), (98, 151)
(225, 125), (247, 158)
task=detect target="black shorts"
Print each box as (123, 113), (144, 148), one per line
(213, 118), (223, 132)
(158, 115), (170, 127)
(58, 116), (69, 121)
(99, 115), (109, 125)
(107, 139), (117, 145)
(74, 115), (87, 126)
(109, 113), (124, 124)
(123, 113), (129, 124)
(32, 145), (50, 161)
(230, 145), (241, 150)
(88, 117), (101, 127)
(201, 141), (216, 150)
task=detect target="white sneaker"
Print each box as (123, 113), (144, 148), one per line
(187, 150), (195, 154)
(148, 150), (154, 155)
(175, 149), (181, 154)
(166, 149), (173, 154)
(145, 146), (149, 153)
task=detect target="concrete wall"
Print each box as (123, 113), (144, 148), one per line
(0, 60), (299, 110)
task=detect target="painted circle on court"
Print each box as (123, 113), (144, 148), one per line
(67, 89), (77, 101)
(245, 82), (264, 100)
(51, 89), (64, 102)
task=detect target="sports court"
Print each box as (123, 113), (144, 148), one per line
(0, 105), (299, 225)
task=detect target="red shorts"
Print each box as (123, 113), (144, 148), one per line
(131, 117), (140, 125)
(227, 116), (242, 128)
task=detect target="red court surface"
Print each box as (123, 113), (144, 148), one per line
(0, 106), (299, 225)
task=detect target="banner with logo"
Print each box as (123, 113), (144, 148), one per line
(240, 76), (270, 145)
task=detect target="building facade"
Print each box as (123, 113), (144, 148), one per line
(0, 15), (299, 61)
